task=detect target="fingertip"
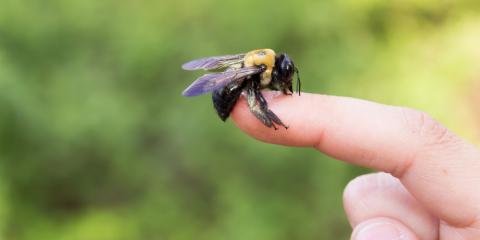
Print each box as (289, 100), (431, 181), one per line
(343, 172), (438, 240)
(343, 173), (402, 209)
(230, 93), (292, 145)
(351, 217), (419, 240)
(230, 95), (255, 131)
(230, 92), (320, 147)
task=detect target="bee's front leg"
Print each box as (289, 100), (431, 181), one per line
(283, 87), (293, 95)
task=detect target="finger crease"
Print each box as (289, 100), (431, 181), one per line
(312, 126), (327, 151)
(391, 150), (417, 179)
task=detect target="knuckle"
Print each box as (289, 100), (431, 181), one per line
(399, 107), (457, 148)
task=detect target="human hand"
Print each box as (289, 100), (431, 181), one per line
(231, 92), (480, 240)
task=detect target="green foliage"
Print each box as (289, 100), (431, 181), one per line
(0, 0), (479, 239)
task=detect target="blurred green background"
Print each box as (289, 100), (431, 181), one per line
(1, 0), (479, 239)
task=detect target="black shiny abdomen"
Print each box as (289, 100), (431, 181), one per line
(212, 79), (247, 121)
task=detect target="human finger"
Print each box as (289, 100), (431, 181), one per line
(231, 92), (480, 228)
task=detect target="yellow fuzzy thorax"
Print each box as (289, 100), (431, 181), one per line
(243, 49), (276, 86)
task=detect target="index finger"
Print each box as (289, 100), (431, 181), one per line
(231, 92), (480, 228)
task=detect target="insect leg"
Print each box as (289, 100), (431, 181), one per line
(246, 83), (275, 129)
(254, 87), (288, 129)
(282, 87), (293, 95)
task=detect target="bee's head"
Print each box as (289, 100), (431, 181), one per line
(272, 53), (301, 95)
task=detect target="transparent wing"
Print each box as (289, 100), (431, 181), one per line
(182, 54), (245, 71)
(182, 66), (263, 97)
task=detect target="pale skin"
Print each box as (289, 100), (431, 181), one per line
(230, 92), (480, 240)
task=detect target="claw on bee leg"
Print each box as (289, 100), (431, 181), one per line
(266, 110), (288, 129)
(283, 87), (293, 95)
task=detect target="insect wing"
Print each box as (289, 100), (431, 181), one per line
(182, 54), (245, 71)
(182, 67), (262, 96)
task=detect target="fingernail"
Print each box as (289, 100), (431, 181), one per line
(353, 222), (404, 240)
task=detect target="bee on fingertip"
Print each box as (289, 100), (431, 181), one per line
(182, 49), (301, 130)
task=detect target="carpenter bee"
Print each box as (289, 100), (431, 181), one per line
(182, 49), (300, 129)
